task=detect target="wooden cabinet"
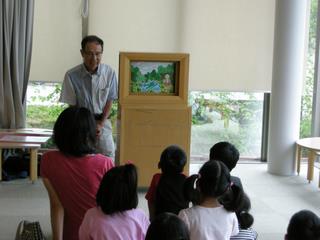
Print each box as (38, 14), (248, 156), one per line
(117, 52), (190, 187)
(117, 105), (191, 186)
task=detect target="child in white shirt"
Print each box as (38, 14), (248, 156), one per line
(179, 160), (245, 240)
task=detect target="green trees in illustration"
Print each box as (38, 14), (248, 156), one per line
(130, 63), (174, 93)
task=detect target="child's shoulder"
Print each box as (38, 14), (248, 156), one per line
(129, 208), (148, 216)
(126, 208), (149, 221)
(84, 206), (102, 219)
(152, 173), (162, 178)
(151, 173), (162, 182)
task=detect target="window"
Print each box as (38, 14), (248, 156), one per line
(189, 91), (264, 161)
(301, 0), (318, 138)
(26, 82), (65, 129)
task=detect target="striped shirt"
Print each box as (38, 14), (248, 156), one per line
(230, 227), (258, 240)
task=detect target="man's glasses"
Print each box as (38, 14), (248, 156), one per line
(83, 51), (103, 58)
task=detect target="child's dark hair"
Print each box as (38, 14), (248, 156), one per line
(158, 145), (187, 175)
(96, 164), (138, 215)
(145, 212), (190, 240)
(184, 160), (244, 212)
(53, 106), (96, 157)
(233, 193), (254, 229)
(286, 210), (320, 240)
(209, 141), (239, 171)
(183, 174), (201, 206)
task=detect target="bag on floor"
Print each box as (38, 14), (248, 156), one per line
(15, 220), (46, 240)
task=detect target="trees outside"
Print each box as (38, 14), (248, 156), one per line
(26, 83), (65, 129)
(300, 0), (318, 138)
(26, 82), (118, 148)
(189, 91), (263, 157)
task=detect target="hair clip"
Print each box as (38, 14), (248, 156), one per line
(193, 179), (198, 190)
(193, 174), (200, 189)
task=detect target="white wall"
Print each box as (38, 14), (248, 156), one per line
(30, 0), (275, 92)
(88, 0), (183, 73)
(181, 0), (275, 91)
(30, 0), (82, 82)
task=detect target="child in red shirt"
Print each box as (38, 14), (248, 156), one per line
(145, 145), (188, 221)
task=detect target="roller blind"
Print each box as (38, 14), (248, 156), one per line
(29, 0), (82, 82)
(89, 0), (274, 92)
(88, 0), (183, 73)
(30, 0), (275, 92)
(180, 0), (275, 91)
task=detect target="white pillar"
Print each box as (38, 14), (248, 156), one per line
(268, 0), (309, 175)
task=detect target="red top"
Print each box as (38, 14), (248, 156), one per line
(41, 150), (114, 240)
(145, 173), (162, 202)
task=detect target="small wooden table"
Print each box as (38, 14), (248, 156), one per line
(0, 133), (51, 183)
(296, 137), (320, 183)
(0, 128), (52, 137)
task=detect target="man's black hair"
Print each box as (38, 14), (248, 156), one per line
(81, 35), (104, 51)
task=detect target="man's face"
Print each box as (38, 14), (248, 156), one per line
(81, 42), (103, 73)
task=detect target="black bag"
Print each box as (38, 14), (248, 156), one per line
(2, 152), (42, 181)
(15, 220), (46, 240)
(2, 155), (29, 181)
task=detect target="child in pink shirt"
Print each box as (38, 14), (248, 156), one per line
(79, 164), (150, 240)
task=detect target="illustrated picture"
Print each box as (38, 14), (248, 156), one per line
(130, 61), (177, 94)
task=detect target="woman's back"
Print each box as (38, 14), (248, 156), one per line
(41, 150), (114, 240)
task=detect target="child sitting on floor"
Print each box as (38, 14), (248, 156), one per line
(229, 193), (257, 240)
(145, 145), (189, 221)
(79, 164), (150, 240)
(210, 141), (243, 189)
(145, 212), (190, 240)
(179, 160), (245, 240)
(285, 210), (320, 240)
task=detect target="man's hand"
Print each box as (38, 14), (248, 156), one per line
(96, 120), (103, 137)
(96, 100), (113, 137)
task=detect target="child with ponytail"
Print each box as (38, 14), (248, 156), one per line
(179, 160), (245, 240)
(230, 193), (257, 240)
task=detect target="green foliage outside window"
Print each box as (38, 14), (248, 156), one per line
(189, 91), (263, 156)
(26, 84), (66, 129)
(26, 82), (118, 148)
(300, 0), (318, 138)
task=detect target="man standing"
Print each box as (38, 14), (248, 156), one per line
(60, 35), (118, 159)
